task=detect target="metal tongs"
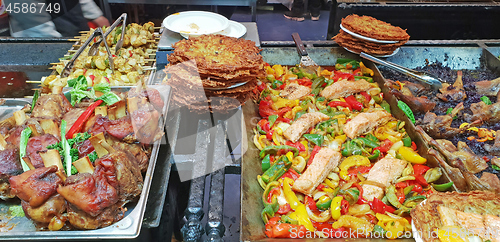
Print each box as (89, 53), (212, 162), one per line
(88, 13), (127, 56)
(61, 27), (114, 78)
(360, 52), (443, 90)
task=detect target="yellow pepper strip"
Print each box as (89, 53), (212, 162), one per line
(437, 226), (466, 242)
(398, 146), (427, 164)
(272, 64), (284, 78)
(332, 215), (374, 236)
(360, 62), (374, 76)
(330, 196), (343, 220)
(324, 178), (338, 189)
(266, 66), (275, 75)
(257, 135), (268, 150)
(323, 187), (335, 194)
(283, 110), (294, 119)
(282, 177), (301, 210)
(271, 98), (298, 110)
(272, 132), (282, 146)
(286, 152), (294, 163)
(335, 134), (347, 143)
(339, 155), (371, 181)
(376, 214), (409, 240)
(282, 73), (298, 81)
(320, 69), (332, 77)
(289, 204), (315, 232)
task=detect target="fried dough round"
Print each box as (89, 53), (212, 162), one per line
(341, 14), (410, 41)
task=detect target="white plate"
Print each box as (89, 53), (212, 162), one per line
(163, 11), (229, 37)
(340, 24), (399, 44)
(343, 46), (400, 57)
(181, 20), (247, 39)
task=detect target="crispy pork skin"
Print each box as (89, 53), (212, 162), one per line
(9, 166), (62, 207)
(32, 94), (72, 120)
(26, 134), (59, 168)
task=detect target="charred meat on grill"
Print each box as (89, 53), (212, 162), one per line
(419, 102), (466, 139)
(9, 166), (63, 207)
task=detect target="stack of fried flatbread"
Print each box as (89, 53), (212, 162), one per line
(334, 14), (410, 56)
(164, 34), (265, 112)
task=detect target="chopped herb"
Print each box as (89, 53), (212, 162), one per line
(88, 151), (98, 163)
(492, 165), (500, 171)
(47, 131), (92, 175)
(481, 96), (492, 105)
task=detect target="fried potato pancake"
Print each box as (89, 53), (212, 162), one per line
(341, 14), (410, 41)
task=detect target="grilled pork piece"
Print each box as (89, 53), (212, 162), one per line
(32, 94), (72, 120)
(343, 110), (392, 139)
(280, 83), (311, 100)
(22, 194), (66, 226)
(292, 148), (341, 196)
(283, 112), (329, 143)
(320, 79), (372, 100)
(107, 136), (149, 173)
(437, 70), (466, 102)
(89, 115), (134, 141)
(362, 157), (406, 201)
(66, 203), (123, 230)
(9, 166), (63, 207)
(0, 147), (22, 200)
(26, 134), (59, 168)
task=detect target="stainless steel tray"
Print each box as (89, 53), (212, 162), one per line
(240, 45), (466, 241)
(0, 85), (171, 240)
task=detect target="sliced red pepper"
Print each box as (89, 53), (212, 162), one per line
(267, 187), (280, 204)
(413, 164), (430, 176)
(348, 166), (371, 176)
(374, 139), (393, 153)
(276, 117), (291, 124)
(366, 214), (377, 224)
(257, 83), (267, 92)
(259, 100), (277, 118)
(277, 107), (292, 118)
(328, 101), (351, 109)
(266, 130), (274, 140)
(333, 71), (354, 82)
(305, 196), (317, 211)
(412, 184), (423, 193)
(66, 99), (103, 139)
(258, 119), (270, 133)
(266, 223), (307, 238)
(360, 91), (371, 103)
(396, 187), (405, 204)
(345, 95), (363, 111)
(411, 141), (418, 151)
(281, 168), (300, 181)
(285, 141), (306, 152)
(352, 183), (365, 204)
(276, 204), (291, 215)
(395, 181), (409, 188)
(370, 197), (396, 214)
(340, 199), (349, 215)
(316, 184), (325, 191)
(129, 50), (133, 57)
(307, 145), (321, 166)
(413, 174), (429, 186)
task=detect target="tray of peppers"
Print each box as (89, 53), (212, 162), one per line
(250, 59), (454, 239)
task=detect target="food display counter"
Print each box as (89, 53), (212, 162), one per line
(1, 8), (500, 242)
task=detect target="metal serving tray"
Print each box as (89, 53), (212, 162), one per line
(0, 84), (171, 240)
(240, 44), (474, 241)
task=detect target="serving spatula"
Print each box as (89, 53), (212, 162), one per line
(292, 32), (318, 73)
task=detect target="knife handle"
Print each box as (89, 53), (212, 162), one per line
(292, 32), (308, 57)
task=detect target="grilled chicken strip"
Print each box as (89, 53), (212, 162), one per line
(280, 83), (311, 100)
(362, 157), (406, 201)
(283, 112), (329, 143)
(343, 110), (392, 139)
(292, 148), (341, 196)
(320, 79), (372, 99)
(438, 206), (500, 242)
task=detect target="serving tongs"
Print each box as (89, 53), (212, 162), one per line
(89, 13), (128, 55)
(292, 32), (319, 74)
(61, 27), (114, 78)
(360, 52), (443, 90)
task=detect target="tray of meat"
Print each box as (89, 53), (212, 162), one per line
(0, 78), (170, 239)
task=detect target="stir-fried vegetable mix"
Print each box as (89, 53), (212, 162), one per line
(254, 60), (450, 239)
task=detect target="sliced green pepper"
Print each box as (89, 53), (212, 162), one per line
(403, 185), (414, 195)
(259, 145), (299, 159)
(311, 76), (326, 90)
(262, 181), (280, 206)
(403, 195), (426, 206)
(281, 215), (299, 225)
(353, 137), (379, 148)
(303, 134), (324, 146)
(316, 196), (332, 210)
(373, 224), (386, 237)
(30, 90), (39, 112)
(19, 127), (32, 172)
(368, 149), (381, 161)
(262, 154), (271, 172)
(386, 185), (403, 209)
(402, 136), (412, 147)
(341, 141), (364, 157)
(398, 100), (415, 124)
(380, 100), (391, 113)
(261, 156), (292, 184)
(294, 110), (306, 120)
(268, 115), (278, 127)
(431, 182), (454, 191)
(261, 202), (279, 223)
(257, 125), (266, 135)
